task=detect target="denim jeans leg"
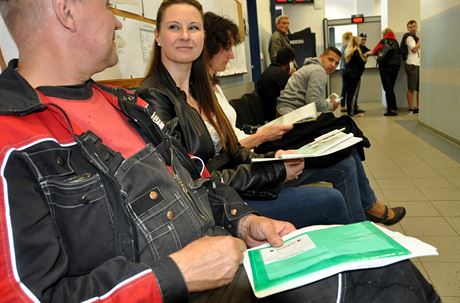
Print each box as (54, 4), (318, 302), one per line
(350, 149), (377, 211)
(296, 155), (367, 222)
(245, 186), (350, 228)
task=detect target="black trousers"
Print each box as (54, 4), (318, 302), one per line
(379, 65), (400, 111)
(343, 70), (362, 115)
(191, 260), (440, 303)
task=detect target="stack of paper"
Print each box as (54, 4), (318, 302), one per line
(243, 221), (438, 298)
(261, 103), (317, 128)
(252, 128), (363, 162)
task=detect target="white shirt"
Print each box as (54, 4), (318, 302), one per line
(214, 84), (249, 141)
(406, 36), (420, 66)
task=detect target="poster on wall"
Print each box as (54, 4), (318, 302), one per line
(142, 0), (161, 20)
(111, 0), (143, 15)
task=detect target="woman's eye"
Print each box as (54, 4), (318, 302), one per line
(168, 24), (180, 31)
(189, 25), (202, 31)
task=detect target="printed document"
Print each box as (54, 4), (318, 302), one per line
(243, 222), (438, 298)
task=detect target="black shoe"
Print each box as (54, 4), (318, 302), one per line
(384, 111), (398, 116)
(355, 109), (366, 114)
(366, 206), (406, 226)
(413, 108), (419, 114)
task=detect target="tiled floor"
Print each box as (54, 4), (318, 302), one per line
(339, 103), (460, 302)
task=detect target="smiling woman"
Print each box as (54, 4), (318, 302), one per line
(137, 0), (354, 231)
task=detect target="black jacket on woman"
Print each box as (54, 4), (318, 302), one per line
(137, 64), (286, 194)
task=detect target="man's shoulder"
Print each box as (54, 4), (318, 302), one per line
(299, 62), (325, 76)
(270, 31), (282, 40)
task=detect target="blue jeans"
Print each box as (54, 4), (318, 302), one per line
(246, 186), (349, 229)
(291, 149), (376, 223)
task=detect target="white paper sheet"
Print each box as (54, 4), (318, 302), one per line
(243, 223), (438, 298)
(260, 103), (317, 128)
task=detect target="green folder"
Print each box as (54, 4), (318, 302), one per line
(247, 221), (410, 292)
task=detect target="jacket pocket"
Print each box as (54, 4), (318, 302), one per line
(127, 186), (204, 259)
(41, 173), (116, 275)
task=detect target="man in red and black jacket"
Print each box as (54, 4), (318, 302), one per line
(0, 1), (441, 303)
(0, 1), (297, 302)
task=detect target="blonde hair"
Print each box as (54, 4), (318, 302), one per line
(341, 32), (353, 44)
(382, 27), (394, 36)
(344, 35), (357, 63)
(345, 36), (366, 63)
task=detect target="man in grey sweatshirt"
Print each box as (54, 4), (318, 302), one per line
(277, 47), (341, 115)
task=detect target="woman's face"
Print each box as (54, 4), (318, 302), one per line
(209, 44), (235, 74)
(155, 4), (204, 67)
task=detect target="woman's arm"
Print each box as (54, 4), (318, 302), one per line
(239, 124), (293, 149)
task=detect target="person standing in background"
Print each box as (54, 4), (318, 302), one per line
(352, 32), (371, 115)
(339, 32), (353, 113)
(342, 36), (368, 117)
(269, 15), (295, 67)
(367, 28), (401, 116)
(402, 20), (421, 114)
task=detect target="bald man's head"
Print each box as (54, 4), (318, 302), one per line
(0, 0), (47, 46)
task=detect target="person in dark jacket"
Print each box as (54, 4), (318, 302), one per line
(256, 46), (295, 121)
(367, 28), (401, 116)
(138, 10), (406, 227)
(0, 1), (442, 302)
(342, 36), (368, 116)
(0, 0), (303, 301)
(137, 8), (352, 229)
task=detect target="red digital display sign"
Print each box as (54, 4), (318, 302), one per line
(351, 14), (365, 24)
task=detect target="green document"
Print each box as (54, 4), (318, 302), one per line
(248, 221), (410, 292)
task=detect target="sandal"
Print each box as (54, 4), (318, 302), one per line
(366, 205), (406, 226)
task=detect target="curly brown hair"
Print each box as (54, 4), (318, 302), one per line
(204, 12), (242, 85)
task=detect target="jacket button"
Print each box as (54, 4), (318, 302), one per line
(56, 156), (65, 166)
(149, 191), (158, 200)
(167, 211), (174, 220)
(230, 208), (238, 216)
(102, 152), (111, 161)
(80, 194), (90, 204)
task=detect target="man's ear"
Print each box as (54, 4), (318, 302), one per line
(51, 0), (77, 32)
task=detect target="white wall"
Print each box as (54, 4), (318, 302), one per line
(0, 15), (18, 70)
(384, 0), (421, 109)
(256, 0), (272, 70)
(418, 1), (460, 141)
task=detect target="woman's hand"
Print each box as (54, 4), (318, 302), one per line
(283, 158), (304, 182)
(258, 124), (293, 142)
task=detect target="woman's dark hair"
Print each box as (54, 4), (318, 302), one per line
(145, 0), (238, 151)
(204, 12), (241, 60)
(204, 12), (242, 85)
